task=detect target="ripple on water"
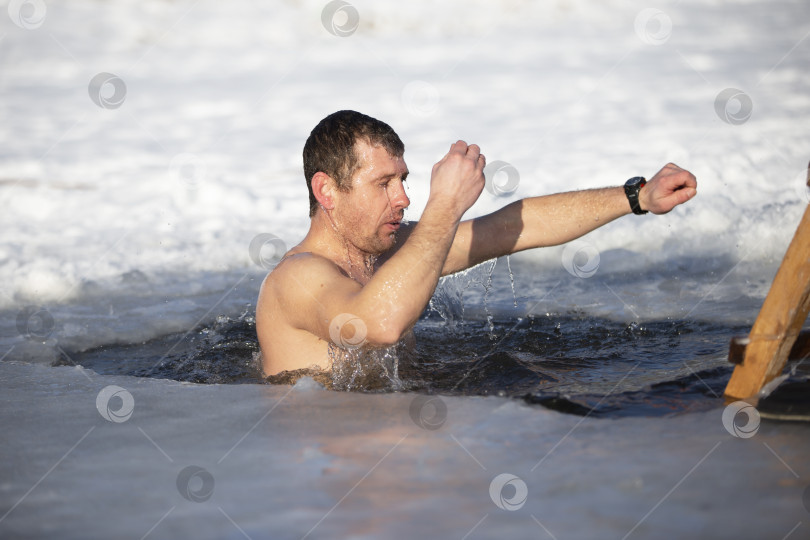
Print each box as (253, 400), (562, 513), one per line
(63, 307), (774, 418)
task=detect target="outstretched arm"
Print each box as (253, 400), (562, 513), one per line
(441, 163), (697, 275)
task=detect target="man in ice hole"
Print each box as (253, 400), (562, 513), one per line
(256, 110), (697, 376)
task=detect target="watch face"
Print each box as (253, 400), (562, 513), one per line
(626, 176), (645, 188)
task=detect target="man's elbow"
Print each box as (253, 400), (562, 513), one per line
(363, 325), (408, 348)
(329, 309), (412, 348)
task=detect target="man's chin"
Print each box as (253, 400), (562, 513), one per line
(372, 231), (397, 254)
(386, 228), (401, 244)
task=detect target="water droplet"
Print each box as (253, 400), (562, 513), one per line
(506, 255), (517, 308)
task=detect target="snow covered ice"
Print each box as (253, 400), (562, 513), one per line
(1, 0), (810, 538)
(2, 361), (809, 539)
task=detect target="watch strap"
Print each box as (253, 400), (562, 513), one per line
(624, 177), (648, 215)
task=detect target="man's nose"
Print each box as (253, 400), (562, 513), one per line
(389, 181), (410, 210)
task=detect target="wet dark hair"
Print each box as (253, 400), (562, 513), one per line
(303, 110), (404, 217)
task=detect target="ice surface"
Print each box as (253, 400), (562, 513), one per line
(2, 0), (810, 537)
(1, 361), (809, 539)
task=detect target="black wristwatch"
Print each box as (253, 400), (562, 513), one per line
(624, 176), (648, 215)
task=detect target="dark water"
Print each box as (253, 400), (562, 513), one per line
(68, 306), (751, 418)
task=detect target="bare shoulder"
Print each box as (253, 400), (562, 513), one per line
(265, 251), (344, 281)
(259, 252), (348, 307)
(257, 250), (364, 329)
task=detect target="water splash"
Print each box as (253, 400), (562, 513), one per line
(483, 259), (497, 338)
(428, 259), (501, 326)
(506, 255), (517, 308)
(327, 341), (405, 391)
(428, 273), (466, 326)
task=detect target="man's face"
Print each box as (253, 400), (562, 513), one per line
(332, 140), (410, 256)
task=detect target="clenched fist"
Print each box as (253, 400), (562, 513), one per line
(428, 140), (487, 219)
(640, 163), (698, 214)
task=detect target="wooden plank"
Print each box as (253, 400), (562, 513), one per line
(789, 329), (810, 361)
(727, 336), (748, 365)
(724, 202), (810, 400)
(728, 329), (810, 365)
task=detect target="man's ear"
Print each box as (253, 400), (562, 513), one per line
(312, 171), (336, 211)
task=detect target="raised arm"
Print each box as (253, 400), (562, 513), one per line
(275, 141), (486, 347)
(441, 162), (697, 275)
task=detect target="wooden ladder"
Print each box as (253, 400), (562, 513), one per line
(724, 163), (810, 400)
